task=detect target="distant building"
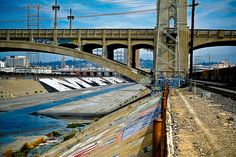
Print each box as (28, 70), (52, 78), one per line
(114, 48), (128, 64)
(213, 60), (230, 69)
(31, 67), (52, 74)
(6, 56), (29, 67)
(0, 67), (14, 73)
(0, 61), (5, 68)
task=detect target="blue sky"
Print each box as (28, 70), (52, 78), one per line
(0, 0), (235, 63)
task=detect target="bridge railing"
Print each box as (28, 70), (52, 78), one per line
(192, 29), (236, 38)
(0, 29), (155, 40)
(1, 29), (235, 41)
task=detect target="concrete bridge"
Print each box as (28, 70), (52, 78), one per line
(192, 29), (236, 50)
(1, 0), (236, 84)
(1, 28), (235, 53)
(0, 28), (235, 83)
(0, 40), (152, 84)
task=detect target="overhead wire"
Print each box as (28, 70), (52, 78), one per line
(0, 8), (156, 23)
(0, 0), (158, 23)
(3, 4), (195, 24)
(74, 9), (156, 19)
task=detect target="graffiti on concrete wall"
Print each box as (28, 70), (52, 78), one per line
(65, 95), (162, 157)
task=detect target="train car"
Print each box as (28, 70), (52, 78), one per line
(193, 66), (236, 84)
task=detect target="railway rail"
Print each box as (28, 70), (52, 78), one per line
(193, 80), (236, 99)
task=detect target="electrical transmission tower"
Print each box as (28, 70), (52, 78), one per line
(26, 4), (40, 77)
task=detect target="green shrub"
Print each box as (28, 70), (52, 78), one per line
(63, 130), (77, 141)
(66, 123), (89, 128)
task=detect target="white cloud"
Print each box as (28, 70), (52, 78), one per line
(189, 0), (236, 29)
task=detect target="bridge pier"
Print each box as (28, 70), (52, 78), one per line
(53, 29), (58, 44)
(154, 0), (189, 78)
(102, 29), (107, 57)
(127, 30), (132, 68)
(29, 30), (33, 42)
(107, 46), (114, 61)
(131, 49), (140, 69)
(77, 30), (82, 51)
(6, 30), (10, 41)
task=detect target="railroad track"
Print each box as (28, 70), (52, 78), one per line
(193, 80), (236, 100)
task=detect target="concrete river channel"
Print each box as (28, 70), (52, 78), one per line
(0, 83), (138, 152)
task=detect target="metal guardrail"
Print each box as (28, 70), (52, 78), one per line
(153, 81), (169, 157)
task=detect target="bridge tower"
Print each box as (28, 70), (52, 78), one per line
(155, 0), (188, 79)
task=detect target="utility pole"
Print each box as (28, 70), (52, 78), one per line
(61, 55), (65, 70)
(154, 0), (160, 84)
(189, 0), (198, 78)
(67, 8), (74, 29)
(67, 8), (75, 71)
(189, 0), (198, 92)
(52, 0), (60, 30)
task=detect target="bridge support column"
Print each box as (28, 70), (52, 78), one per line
(53, 29), (58, 44)
(78, 30), (82, 50)
(179, 0), (189, 75)
(132, 48), (135, 68)
(107, 47), (114, 60)
(102, 29), (107, 58)
(29, 30), (33, 42)
(131, 49), (140, 69)
(127, 29), (132, 68)
(135, 50), (140, 69)
(155, 0), (188, 77)
(6, 30), (10, 41)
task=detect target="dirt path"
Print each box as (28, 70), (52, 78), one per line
(170, 88), (236, 157)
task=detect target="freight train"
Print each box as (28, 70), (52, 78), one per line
(192, 66), (236, 84)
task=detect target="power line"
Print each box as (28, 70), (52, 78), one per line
(1, 1), (155, 12)
(73, 9), (156, 19)
(0, 8), (156, 23)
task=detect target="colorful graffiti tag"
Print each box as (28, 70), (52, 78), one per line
(63, 95), (162, 157)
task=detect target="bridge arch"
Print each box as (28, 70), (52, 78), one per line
(106, 41), (128, 46)
(57, 38), (78, 49)
(132, 41), (154, 47)
(58, 43), (78, 49)
(82, 43), (103, 54)
(132, 44), (154, 70)
(0, 40), (151, 84)
(193, 40), (236, 50)
(107, 44), (128, 62)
